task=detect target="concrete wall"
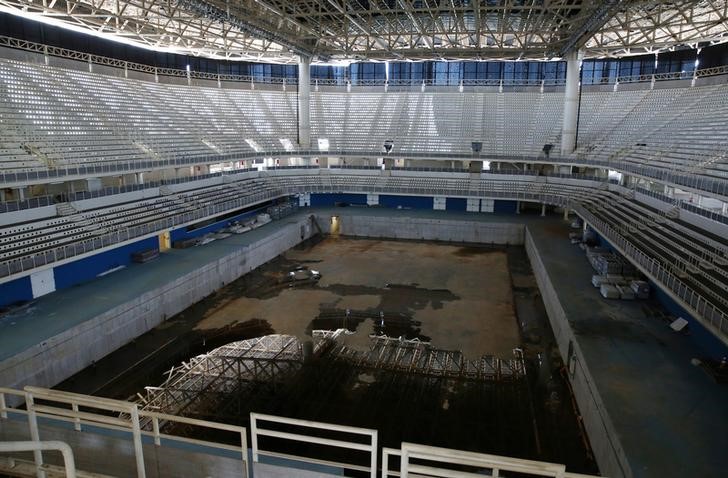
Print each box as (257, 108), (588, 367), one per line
(315, 213), (525, 245)
(524, 229), (630, 478)
(0, 216), (316, 394)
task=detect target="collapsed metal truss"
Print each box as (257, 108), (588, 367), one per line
(1, 1), (726, 62)
(316, 331), (526, 381)
(134, 330), (525, 428)
(135, 334), (303, 426)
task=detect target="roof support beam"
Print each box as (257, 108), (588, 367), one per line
(176, 0), (317, 58)
(558, 0), (625, 57)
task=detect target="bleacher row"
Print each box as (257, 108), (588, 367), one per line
(1, 172), (727, 324)
(310, 90), (564, 156)
(2, 57), (727, 186)
(574, 85), (728, 181)
(580, 192), (728, 315)
(0, 178), (277, 273)
(0, 58), (297, 172)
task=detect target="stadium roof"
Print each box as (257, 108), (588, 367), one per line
(1, 0), (727, 63)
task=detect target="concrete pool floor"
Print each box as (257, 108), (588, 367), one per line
(194, 237), (520, 359)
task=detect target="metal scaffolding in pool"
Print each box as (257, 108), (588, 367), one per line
(316, 331), (526, 381)
(133, 334), (304, 428)
(133, 332), (526, 429)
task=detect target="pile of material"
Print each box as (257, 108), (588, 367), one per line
(586, 247), (637, 276)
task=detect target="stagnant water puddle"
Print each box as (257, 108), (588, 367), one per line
(56, 236), (599, 474)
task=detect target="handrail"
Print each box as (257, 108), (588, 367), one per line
(1, 35), (727, 89)
(0, 441), (77, 478)
(0, 386), (249, 478)
(575, 205), (727, 338)
(0, 386), (612, 478)
(3, 149), (727, 200)
(250, 412), (378, 478)
(398, 442), (600, 478)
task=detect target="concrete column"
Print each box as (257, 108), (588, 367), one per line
(516, 201), (521, 214)
(0, 189), (5, 201)
(135, 172), (144, 185)
(298, 56), (311, 150)
(17, 188), (25, 201)
(561, 50), (583, 156)
(563, 208), (569, 220)
(541, 203), (546, 217)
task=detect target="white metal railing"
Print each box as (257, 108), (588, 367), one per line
(0, 440), (77, 478)
(0, 386), (249, 478)
(250, 412), (378, 478)
(2, 34), (727, 90)
(384, 443), (600, 478)
(1, 386), (602, 478)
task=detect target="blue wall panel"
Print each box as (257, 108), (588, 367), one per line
(446, 198), (467, 212)
(650, 282), (727, 360)
(493, 200), (518, 214)
(309, 193), (367, 207)
(379, 195), (433, 210)
(53, 236), (158, 290)
(0, 276), (33, 307)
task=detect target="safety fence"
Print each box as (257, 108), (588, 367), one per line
(0, 386), (599, 478)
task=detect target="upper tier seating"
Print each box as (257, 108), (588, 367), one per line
(0, 57), (727, 185)
(0, 58), (297, 172)
(310, 90), (564, 156)
(574, 85), (728, 180)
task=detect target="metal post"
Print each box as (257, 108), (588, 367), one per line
(240, 430), (249, 478)
(401, 447), (409, 478)
(72, 403), (81, 431)
(129, 406), (147, 478)
(24, 393), (44, 478)
(370, 431), (378, 478)
(0, 392), (6, 419)
(152, 417), (161, 446)
(250, 414), (259, 462)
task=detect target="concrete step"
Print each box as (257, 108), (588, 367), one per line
(159, 185), (175, 196)
(55, 203), (77, 216)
